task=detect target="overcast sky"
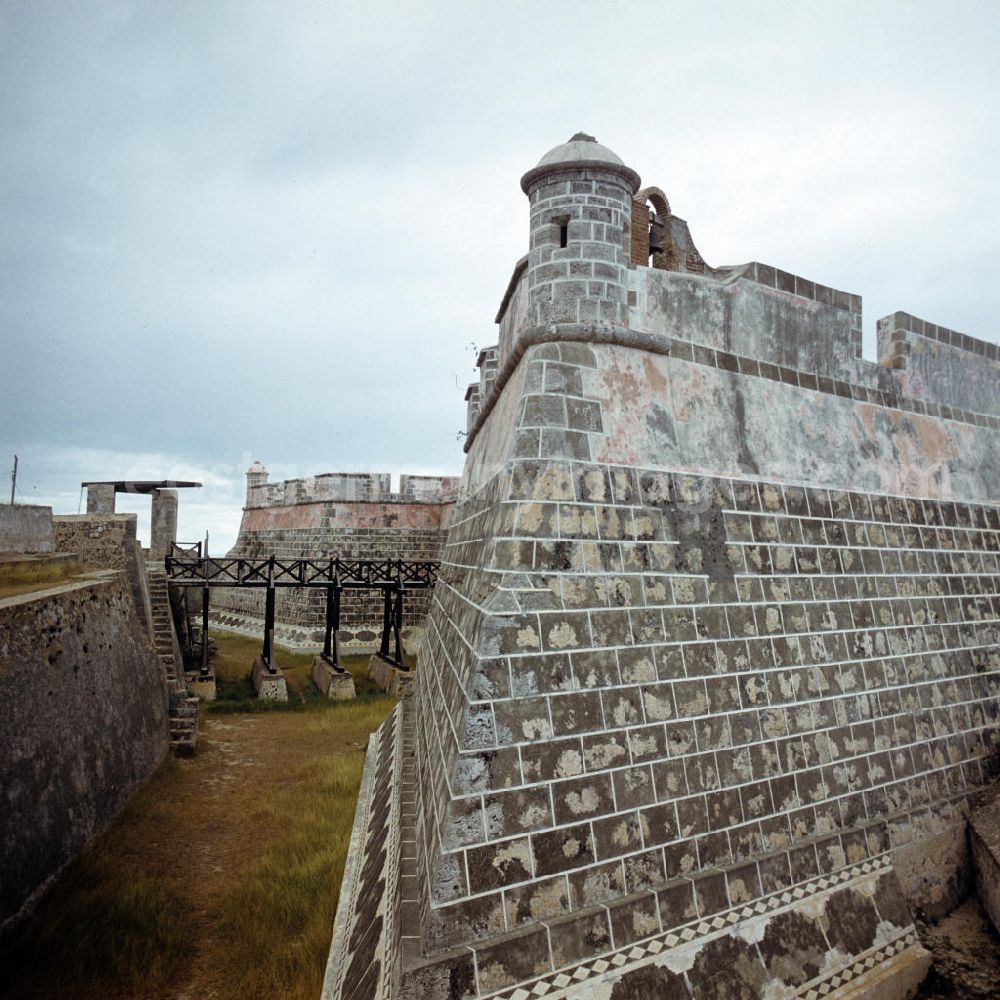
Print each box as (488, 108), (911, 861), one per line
(2, 0), (998, 551)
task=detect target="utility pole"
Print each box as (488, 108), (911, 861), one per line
(9, 454), (16, 505)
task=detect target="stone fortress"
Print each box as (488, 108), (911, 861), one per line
(210, 465), (459, 651)
(324, 135), (1000, 1000)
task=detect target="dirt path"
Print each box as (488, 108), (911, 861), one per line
(154, 708), (372, 1000)
(163, 715), (280, 1000)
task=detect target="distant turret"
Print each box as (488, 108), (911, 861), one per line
(245, 460), (268, 506)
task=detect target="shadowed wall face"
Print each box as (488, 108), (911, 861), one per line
(0, 570), (167, 929)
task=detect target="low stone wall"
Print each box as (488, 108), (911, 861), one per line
(0, 505), (54, 554)
(52, 514), (137, 569)
(970, 792), (1000, 935)
(0, 571), (167, 929)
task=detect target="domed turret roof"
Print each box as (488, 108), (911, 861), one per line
(247, 460), (267, 474)
(521, 132), (640, 194)
(536, 132), (625, 168)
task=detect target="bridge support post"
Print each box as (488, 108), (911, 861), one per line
(201, 585), (210, 676)
(323, 584), (341, 663)
(263, 584), (276, 671)
(312, 577), (354, 698)
(377, 585), (405, 668)
(252, 555), (287, 700)
(393, 586), (403, 666)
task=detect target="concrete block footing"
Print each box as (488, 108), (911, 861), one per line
(367, 654), (413, 696)
(251, 655), (288, 701)
(312, 656), (356, 700)
(970, 793), (1000, 936)
(185, 671), (217, 702)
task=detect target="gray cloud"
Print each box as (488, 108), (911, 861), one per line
(3, 0), (998, 541)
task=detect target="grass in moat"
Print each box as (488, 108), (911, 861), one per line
(0, 632), (397, 1000)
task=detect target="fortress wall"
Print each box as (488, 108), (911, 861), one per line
(878, 311), (1000, 417)
(588, 344), (997, 500)
(497, 257), (529, 365)
(405, 331), (999, 989)
(0, 505), (53, 554)
(331, 140), (999, 1000)
(0, 571), (167, 930)
(211, 498), (454, 650)
(247, 471), (394, 508)
(628, 266), (863, 385)
(52, 514), (139, 569)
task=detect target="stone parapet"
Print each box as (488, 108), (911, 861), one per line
(52, 514), (138, 569)
(0, 504), (53, 554)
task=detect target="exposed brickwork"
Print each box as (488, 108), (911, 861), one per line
(414, 452), (1000, 957)
(629, 198), (648, 266)
(52, 514), (138, 569)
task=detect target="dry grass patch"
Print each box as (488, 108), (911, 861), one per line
(0, 557), (83, 599)
(0, 756), (195, 999)
(0, 634), (397, 1000)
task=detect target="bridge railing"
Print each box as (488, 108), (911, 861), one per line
(169, 540), (203, 559)
(162, 555), (439, 672)
(162, 555), (440, 589)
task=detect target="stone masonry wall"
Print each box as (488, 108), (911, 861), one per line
(52, 514), (139, 569)
(329, 140), (998, 1000)
(0, 505), (54, 554)
(211, 496), (454, 650)
(0, 571), (168, 928)
(402, 331), (998, 995)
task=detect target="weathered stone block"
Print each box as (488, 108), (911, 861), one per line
(311, 656), (356, 699)
(251, 656), (288, 701)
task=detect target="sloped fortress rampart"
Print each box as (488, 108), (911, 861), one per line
(326, 135), (1000, 1000)
(211, 468), (458, 650)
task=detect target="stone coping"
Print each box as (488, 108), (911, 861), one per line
(887, 310), (999, 361)
(464, 323), (998, 453)
(0, 569), (118, 610)
(495, 255), (529, 325)
(244, 493), (458, 511)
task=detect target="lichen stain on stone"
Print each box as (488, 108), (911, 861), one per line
(562, 836), (582, 858)
(554, 749), (583, 778)
(516, 625), (540, 649)
(491, 839), (531, 874)
(566, 787), (600, 815)
(520, 717), (550, 740)
(546, 622), (577, 648)
(518, 802), (548, 830)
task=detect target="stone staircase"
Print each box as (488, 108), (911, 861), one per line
(147, 566), (199, 756)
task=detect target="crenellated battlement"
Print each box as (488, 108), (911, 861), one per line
(245, 469), (459, 509)
(877, 311), (1000, 418)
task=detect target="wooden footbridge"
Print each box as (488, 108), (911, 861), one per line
(164, 545), (440, 677)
